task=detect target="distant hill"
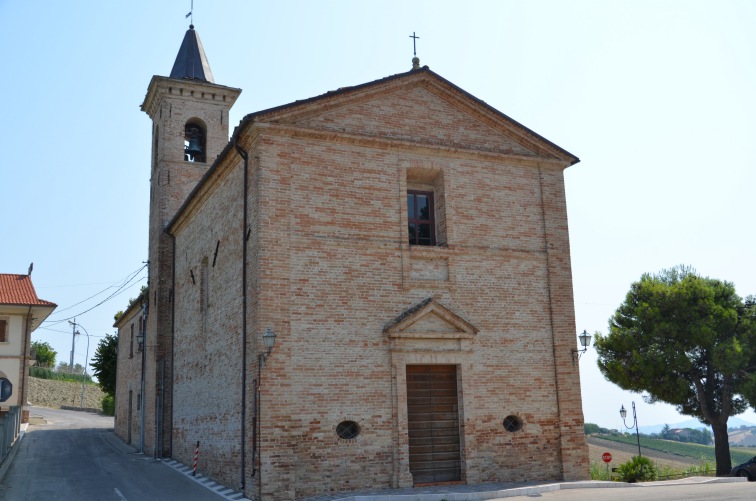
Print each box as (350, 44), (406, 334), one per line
(638, 416), (756, 435)
(728, 427), (756, 447)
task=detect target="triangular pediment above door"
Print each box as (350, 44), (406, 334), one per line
(384, 298), (478, 339)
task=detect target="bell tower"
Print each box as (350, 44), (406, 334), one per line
(140, 24), (241, 457)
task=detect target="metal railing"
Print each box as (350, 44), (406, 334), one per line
(0, 406), (22, 465)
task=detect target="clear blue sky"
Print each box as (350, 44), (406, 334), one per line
(2, 0), (755, 429)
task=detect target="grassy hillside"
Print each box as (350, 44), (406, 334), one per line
(588, 436), (700, 471)
(596, 433), (756, 465)
(729, 427), (756, 447)
(28, 377), (105, 410)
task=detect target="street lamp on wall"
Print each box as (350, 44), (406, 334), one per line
(571, 330), (591, 363)
(136, 300), (147, 351)
(257, 327), (276, 501)
(620, 401), (642, 457)
(261, 327), (276, 366)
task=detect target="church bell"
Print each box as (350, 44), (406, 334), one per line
(185, 138), (203, 158)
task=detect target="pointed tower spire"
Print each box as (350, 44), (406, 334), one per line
(170, 25), (215, 82)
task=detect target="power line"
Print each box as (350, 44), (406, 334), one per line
(49, 264), (147, 316)
(43, 265), (147, 327)
(46, 277), (144, 326)
(36, 326), (108, 338)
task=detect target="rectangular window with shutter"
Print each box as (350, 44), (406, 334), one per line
(407, 190), (436, 246)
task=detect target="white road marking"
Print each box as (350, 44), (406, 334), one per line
(114, 487), (128, 501)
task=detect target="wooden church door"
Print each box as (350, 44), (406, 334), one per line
(406, 365), (462, 484)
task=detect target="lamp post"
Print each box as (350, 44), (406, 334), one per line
(258, 327), (276, 501)
(76, 323), (91, 408)
(620, 401), (642, 457)
(68, 319), (78, 371)
(571, 330), (592, 363)
(68, 320), (91, 406)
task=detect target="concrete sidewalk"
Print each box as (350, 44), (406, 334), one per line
(297, 476), (746, 501)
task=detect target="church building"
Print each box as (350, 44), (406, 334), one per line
(115, 23), (589, 500)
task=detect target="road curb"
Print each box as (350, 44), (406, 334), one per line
(162, 459), (251, 501)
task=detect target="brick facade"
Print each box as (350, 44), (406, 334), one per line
(169, 70), (588, 498)
(115, 28), (589, 500)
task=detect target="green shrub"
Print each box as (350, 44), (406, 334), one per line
(589, 461), (613, 480)
(683, 459), (714, 477)
(101, 394), (115, 416)
(615, 456), (658, 483)
(656, 463), (677, 479)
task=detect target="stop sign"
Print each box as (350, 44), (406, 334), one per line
(602, 452), (612, 463)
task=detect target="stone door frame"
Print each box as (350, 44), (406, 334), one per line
(384, 298), (478, 487)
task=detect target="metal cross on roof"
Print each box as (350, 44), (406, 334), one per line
(409, 32), (420, 56)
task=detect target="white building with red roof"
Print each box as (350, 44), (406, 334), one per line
(0, 270), (56, 422)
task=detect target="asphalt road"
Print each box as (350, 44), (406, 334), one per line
(0, 407), (230, 501)
(5, 408), (754, 501)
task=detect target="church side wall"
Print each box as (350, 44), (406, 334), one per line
(171, 157), (246, 490)
(114, 308), (143, 446)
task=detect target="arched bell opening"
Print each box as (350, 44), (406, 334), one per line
(184, 121), (206, 163)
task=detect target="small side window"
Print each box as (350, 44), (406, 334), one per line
(200, 258), (209, 312)
(503, 415), (523, 432)
(336, 421), (361, 440)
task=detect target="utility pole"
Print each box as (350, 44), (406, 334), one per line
(68, 319), (78, 371)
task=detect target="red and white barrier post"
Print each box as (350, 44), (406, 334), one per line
(193, 441), (200, 476)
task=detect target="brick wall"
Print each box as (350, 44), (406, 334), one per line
(114, 305), (144, 446)
(165, 71), (587, 499)
(171, 156), (247, 489)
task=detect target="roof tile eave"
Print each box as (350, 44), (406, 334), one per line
(0, 301), (57, 307)
(0, 274), (56, 306)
